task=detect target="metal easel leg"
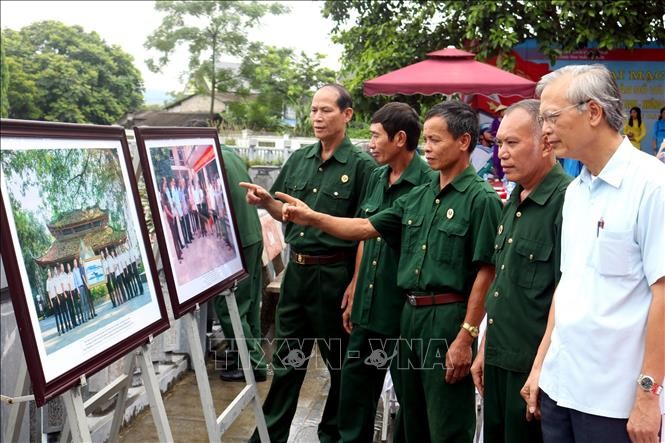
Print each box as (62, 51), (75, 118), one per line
(61, 385), (92, 443)
(106, 354), (137, 443)
(3, 358), (30, 443)
(184, 309), (222, 442)
(136, 344), (174, 442)
(225, 286), (269, 443)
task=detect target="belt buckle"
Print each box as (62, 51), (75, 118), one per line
(296, 253), (304, 264)
(408, 294), (417, 306)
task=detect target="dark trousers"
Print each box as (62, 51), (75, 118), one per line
(214, 241), (266, 373)
(64, 292), (78, 327)
(131, 262), (143, 294)
(541, 391), (634, 443)
(397, 302), (476, 443)
(58, 294), (72, 329)
(115, 274), (128, 303)
(338, 326), (397, 443)
(250, 259), (353, 443)
(483, 364), (542, 443)
(106, 279), (117, 307)
(52, 299), (65, 333)
(179, 217), (190, 244)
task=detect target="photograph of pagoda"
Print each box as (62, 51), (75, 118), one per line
(1, 145), (153, 355)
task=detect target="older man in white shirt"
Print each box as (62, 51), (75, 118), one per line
(521, 64), (664, 443)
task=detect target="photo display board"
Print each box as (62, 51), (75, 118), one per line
(0, 119), (169, 406)
(134, 127), (247, 318)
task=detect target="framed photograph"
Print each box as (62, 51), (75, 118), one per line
(0, 119), (170, 406)
(133, 127), (247, 318)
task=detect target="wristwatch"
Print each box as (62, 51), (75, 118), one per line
(637, 374), (663, 396)
(461, 322), (479, 338)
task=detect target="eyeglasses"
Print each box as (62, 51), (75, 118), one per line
(537, 101), (589, 126)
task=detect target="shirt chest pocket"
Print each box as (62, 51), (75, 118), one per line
(362, 201), (380, 217)
(594, 230), (640, 277)
(432, 220), (469, 264)
(514, 237), (553, 289)
(401, 214), (424, 252)
(284, 179), (308, 199)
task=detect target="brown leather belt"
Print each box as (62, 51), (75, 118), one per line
(406, 292), (465, 307)
(290, 250), (355, 265)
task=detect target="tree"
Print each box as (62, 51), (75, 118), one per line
(145, 0), (287, 120)
(0, 40), (8, 118)
(1, 21), (144, 124)
(323, 0), (665, 117)
(224, 43), (337, 134)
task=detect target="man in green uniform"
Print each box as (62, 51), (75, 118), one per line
(278, 100), (502, 442)
(338, 102), (433, 442)
(241, 84), (376, 443)
(470, 100), (571, 443)
(213, 146), (267, 382)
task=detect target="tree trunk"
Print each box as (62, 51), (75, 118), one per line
(210, 34), (217, 122)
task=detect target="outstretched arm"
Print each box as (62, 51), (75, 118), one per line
(277, 192), (379, 241)
(239, 182), (284, 222)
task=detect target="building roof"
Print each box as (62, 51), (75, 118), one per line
(36, 226), (127, 267)
(49, 207), (107, 230)
(117, 111), (222, 129)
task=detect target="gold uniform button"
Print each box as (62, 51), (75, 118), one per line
(516, 211), (522, 218)
(299, 232), (304, 237)
(318, 167), (323, 172)
(494, 244), (499, 250)
(372, 260), (377, 266)
(435, 199), (440, 204)
(529, 254), (534, 261)
(507, 238), (513, 244)
(493, 291), (499, 297)
(369, 283), (373, 289)
(500, 264), (505, 270)
(333, 191), (339, 196)
(414, 269), (419, 274)
(498, 225), (503, 235)
(408, 219), (412, 225)
(377, 237), (382, 242)
(488, 318), (494, 325)
(313, 188), (318, 193)
(421, 244), (427, 250)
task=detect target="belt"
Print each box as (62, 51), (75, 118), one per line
(290, 250), (355, 265)
(406, 292), (465, 307)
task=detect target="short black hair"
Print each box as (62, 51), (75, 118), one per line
(371, 102), (421, 151)
(319, 83), (353, 110)
(425, 101), (479, 153)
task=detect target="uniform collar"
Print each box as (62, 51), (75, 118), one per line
(305, 136), (353, 164)
(429, 165), (476, 194)
(579, 137), (631, 189)
(381, 154), (429, 188)
(510, 163), (567, 206)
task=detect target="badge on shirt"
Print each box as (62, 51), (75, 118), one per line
(446, 208), (454, 219)
(341, 174), (349, 183)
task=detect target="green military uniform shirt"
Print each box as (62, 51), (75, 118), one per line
(221, 146), (262, 247)
(270, 137), (376, 253)
(351, 154), (435, 336)
(369, 166), (502, 294)
(484, 163), (571, 373)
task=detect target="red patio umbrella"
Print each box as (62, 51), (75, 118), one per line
(363, 46), (536, 98)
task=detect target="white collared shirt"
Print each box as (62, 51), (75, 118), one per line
(539, 138), (665, 418)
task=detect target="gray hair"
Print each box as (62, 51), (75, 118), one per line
(504, 99), (541, 141)
(535, 64), (624, 132)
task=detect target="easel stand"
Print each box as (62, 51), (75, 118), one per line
(2, 342), (173, 443)
(183, 285), (269, 442)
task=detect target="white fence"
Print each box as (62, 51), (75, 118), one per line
(125, 130), (370, 166)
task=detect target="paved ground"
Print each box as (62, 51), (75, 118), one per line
(117, 349), (366, 443)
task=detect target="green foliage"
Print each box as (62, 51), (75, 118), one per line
(1, 21), (144, 124)
(145, 0), (287, 117)
(0, 40), (8, 118)
(8, 195), (52, 298)
(323, 0), (665, 119)
(221, 43), (337, 135)
(90, 285), (107, 302)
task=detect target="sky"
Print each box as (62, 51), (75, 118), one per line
(0, 0), (344, 104)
